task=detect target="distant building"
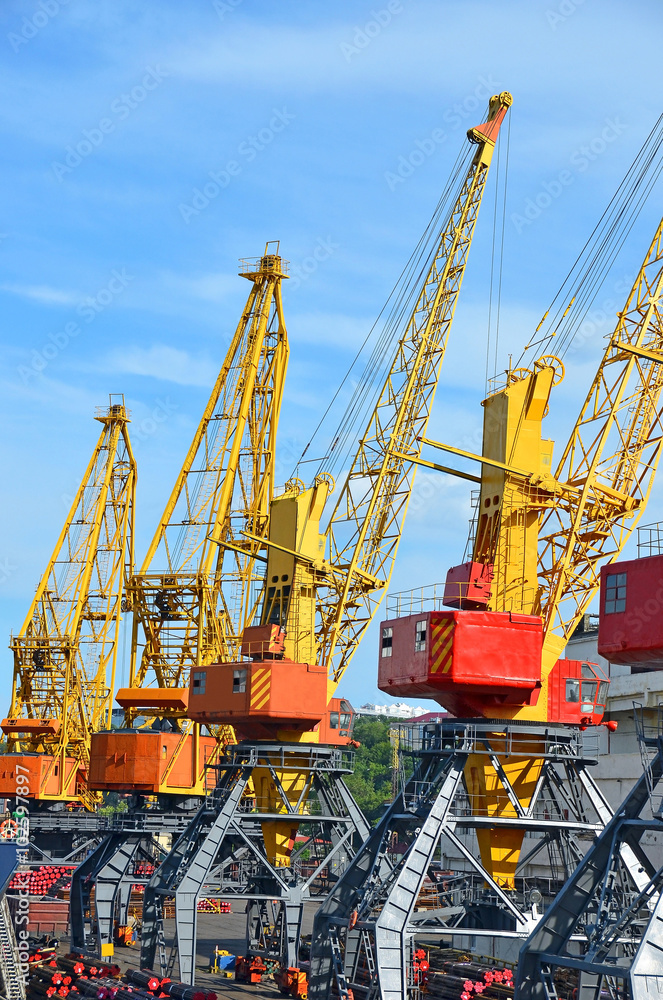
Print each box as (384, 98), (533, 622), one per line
(402, 710), (450, 725)
(357, 702), (429, 719)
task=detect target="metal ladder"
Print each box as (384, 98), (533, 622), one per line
(0, 897), (25, 1000)
(539, 965), (559, 1000)
(154, 909), (169, 978)
(329, 927), (352, 1000)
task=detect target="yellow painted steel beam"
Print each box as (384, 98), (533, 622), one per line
(417, 436), (533, 478)
(391, 450), (481, 484)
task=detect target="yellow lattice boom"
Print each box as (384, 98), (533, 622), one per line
(125, 244), (289, 732)
(1, 397), (136, 807)
(537, 216), (663, 665)
(317, 93), (513, 692)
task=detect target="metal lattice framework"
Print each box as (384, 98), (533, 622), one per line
(516, 717), (663, 1000)
(308, 720), (617, 1000)
(137, 743), (369, 982)
(537, 217), (663, 657)
(317, 93), (512, 689)
(127, 247), (289, 712)
(5, 398), (136, 807)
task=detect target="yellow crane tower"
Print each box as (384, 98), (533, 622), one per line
(425, 215), (663, 718)
(138, 93), (512, 982)
(0, 397), (136, 810)
(379, 216), (663, 891)
(307, 136), (663, 1000)
(187, 92), (513, 860)
(88, 244), (289, 800)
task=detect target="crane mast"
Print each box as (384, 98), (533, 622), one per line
(444, 214), (663, 716)
(135, 97), (512, 981)
(307, 164), (663, 1000)
(0, 397), (135, 809)
(186, 96), (511, 873)
(189, 92), (512, 739)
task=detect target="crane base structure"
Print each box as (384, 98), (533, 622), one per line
(307, 719), (627, 1000)
(515, 710), (663, 1000)
(137, 741), (369, 983)
(69, 810), (200, 958)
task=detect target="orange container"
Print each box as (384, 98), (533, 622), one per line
(187, 659), (328, 740)
(0, 754), (82, 799)
(88, 730), (219, 793)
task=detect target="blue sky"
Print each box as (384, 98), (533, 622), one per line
(1, 0), (662, 712)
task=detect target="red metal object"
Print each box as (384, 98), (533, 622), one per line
(547, 658), (610, 726)
(598, 554), (663, 667)
(378, 609), (542, 716)
(235, 956), (266, 984)
(274, 967), (308, 997)
(88, 730), (218, 793)
(240, 623), (286, 658)
(187, 659), (328, 740)
(443, 562), (494, 610)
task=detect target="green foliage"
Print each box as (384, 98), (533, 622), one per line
(345, 716), (394, 824)
(97, 792), (129, 816)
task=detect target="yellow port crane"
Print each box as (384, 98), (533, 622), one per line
(390, 216), (663, 890)
(88, 245), (290, 800)
(187, 93), (513, 863)
(306, 131), (663, 1000)
(0, 397), (136, 810)
(432, 214), (663, 718)
(136, 94), (512, 983)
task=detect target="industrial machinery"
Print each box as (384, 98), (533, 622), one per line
(515, 707), (663, 1000)
(0, 397), (135, 817)
(91, 244), (290, 798)
(70, 245), (291, 957)
(308, 164), (663, 998)
(137, 92), (513, 983)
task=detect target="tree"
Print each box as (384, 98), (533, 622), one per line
(346, 716), (394, 824)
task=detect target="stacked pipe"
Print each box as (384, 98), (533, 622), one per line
(163, 980), (217, 1000)
(60, 956), (122, 979)
(9, 866), (76, 897)
(27, 966), (76, 1000)
(26, 963), (220, 1000)
(125, 971), (166, 992)
(75, 978), (125, 999)
(196, 899), (230, 913)
(27, 942), (58, 965)
(423, 955), (514, 1000)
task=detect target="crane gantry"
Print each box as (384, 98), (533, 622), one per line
(0, 397), (135, 810)
(308, 121), (663, 1000)
(384, 214), (663, 724)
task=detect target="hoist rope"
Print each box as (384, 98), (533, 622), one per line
(292, 141), (475, 485)
(516, 111), (663, 368)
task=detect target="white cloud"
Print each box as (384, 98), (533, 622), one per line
(104, 345), (218, 386)
(1, 283), (80, 306)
